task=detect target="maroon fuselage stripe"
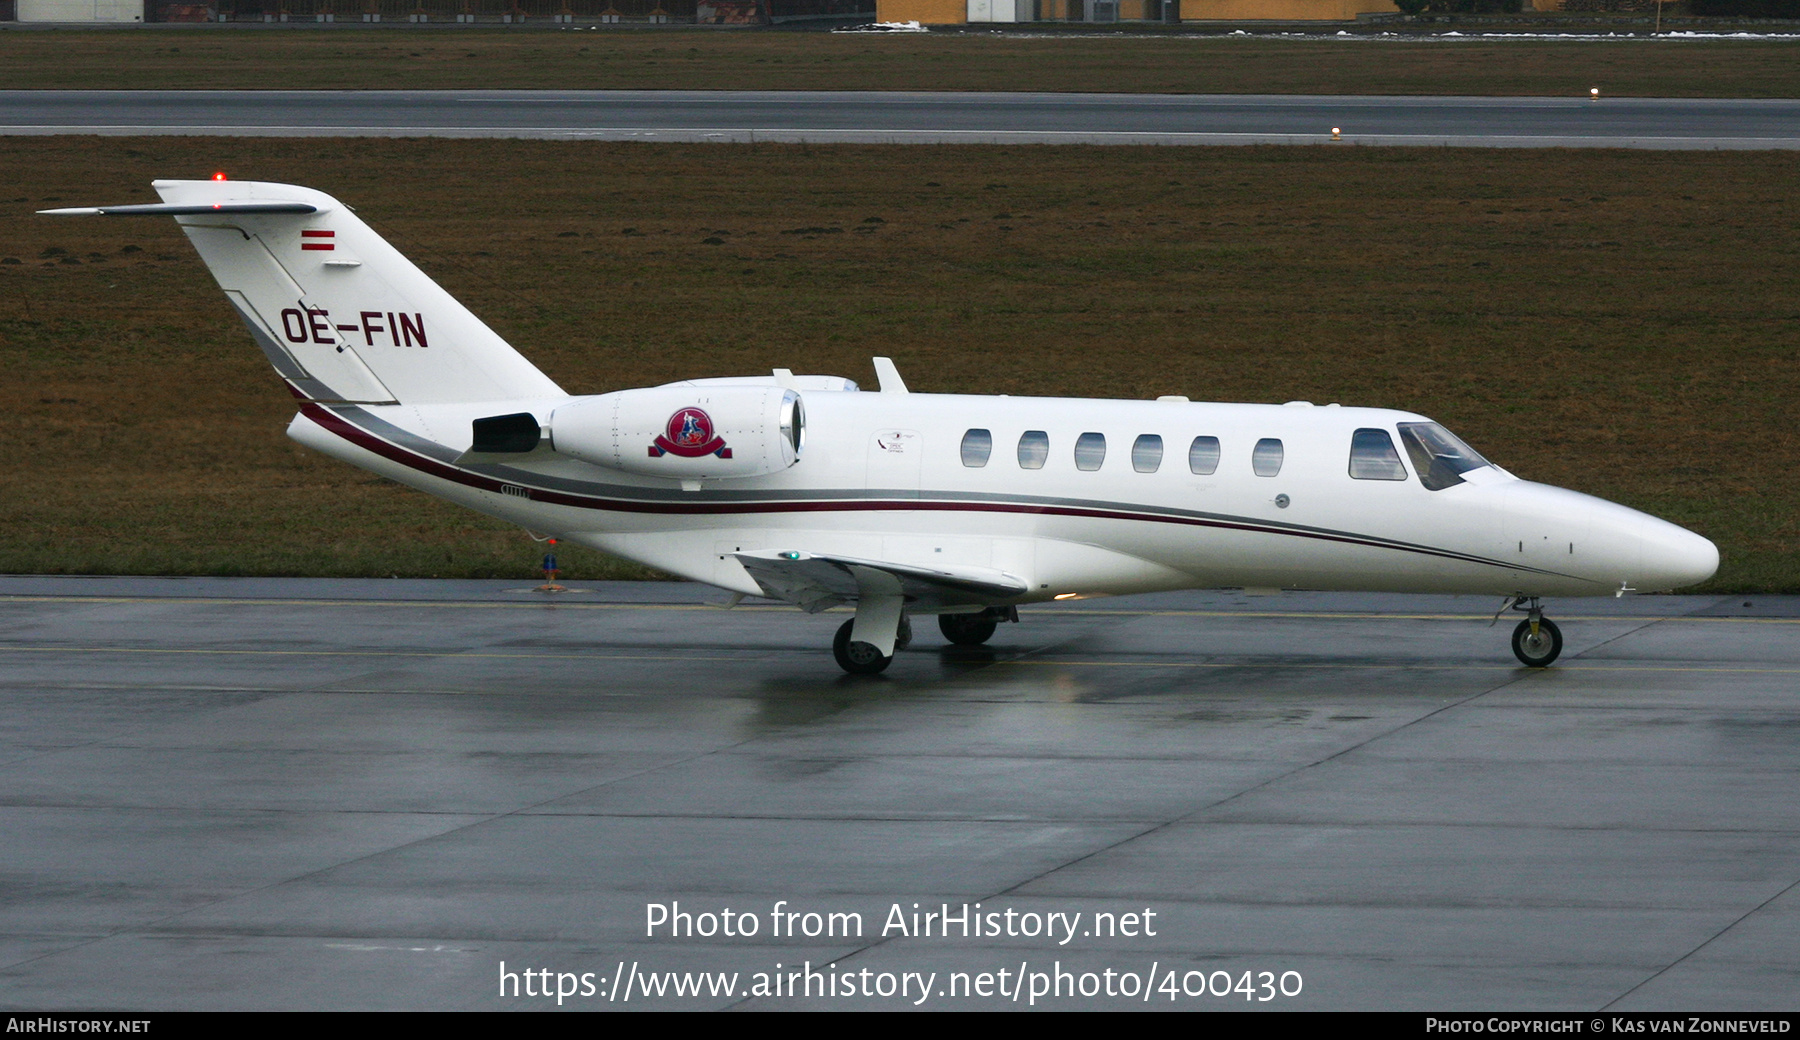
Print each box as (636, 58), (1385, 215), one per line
(298, 402), (1528, 571)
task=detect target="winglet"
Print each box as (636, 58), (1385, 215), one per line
(872, 357), (908, 395)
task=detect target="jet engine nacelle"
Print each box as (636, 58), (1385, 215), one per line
(550, 385), (804, 480)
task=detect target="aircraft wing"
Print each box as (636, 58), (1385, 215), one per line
(732, 550), (1028, 614)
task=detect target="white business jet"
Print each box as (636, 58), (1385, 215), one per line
(45, 179), (1720, 674)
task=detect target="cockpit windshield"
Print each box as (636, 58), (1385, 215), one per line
(1396, 422), (1492, 491)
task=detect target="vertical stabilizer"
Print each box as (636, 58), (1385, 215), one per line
(149, 179), (564, 406)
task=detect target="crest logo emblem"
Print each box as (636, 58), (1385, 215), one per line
(650, 407), (733, 459)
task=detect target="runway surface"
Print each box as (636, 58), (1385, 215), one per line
(6, 89), (1800, 148)
(1, 575), (1796, 1010)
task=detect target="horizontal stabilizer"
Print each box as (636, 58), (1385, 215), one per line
(734, 550), (1027, 614)
(39, 202), (318, 217)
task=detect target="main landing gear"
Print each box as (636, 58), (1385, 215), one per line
(832, 606), (1017, 675)
(1507, 597), (1563, 667)
(832, 614), (911, 676)
(938, 611), (997, 646)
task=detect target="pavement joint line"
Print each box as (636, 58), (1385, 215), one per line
(1563, 613), (1671, 664)
(0, 807), (497, 978)
(898, 642), (1543, 970)
(1599, 870), (1800, 1011)
(7, 803), (1798, 834)
(30, 678), (862, 988)
(728, 602), (1537, 1001)
(5, 645), (1799, 672)
(694, 596), (1200, 1003)
(0, 735), (785, 975)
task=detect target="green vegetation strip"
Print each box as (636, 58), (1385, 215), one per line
(2, 29), (1800, 96)
(3, 137), (1795, 590)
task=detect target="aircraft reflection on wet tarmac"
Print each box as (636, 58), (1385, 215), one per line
(1, 576), (1797, 1010)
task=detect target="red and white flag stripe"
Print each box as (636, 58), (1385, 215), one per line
(301, 229), (335, 252)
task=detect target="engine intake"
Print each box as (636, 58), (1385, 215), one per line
(469, 412), (542, 454)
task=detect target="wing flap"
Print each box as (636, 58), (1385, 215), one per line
(734, 550), (1027, 613)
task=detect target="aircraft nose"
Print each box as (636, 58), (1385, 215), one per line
(1637, 516), (1719, 591)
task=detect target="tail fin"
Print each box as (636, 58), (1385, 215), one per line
(45, 180), (563, 406)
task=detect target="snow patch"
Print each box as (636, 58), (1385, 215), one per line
(837, 19), (927, 31)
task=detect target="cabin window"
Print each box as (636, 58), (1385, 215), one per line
(1252, 438), (1284, 477)
(961, 428), (993, 468)
(1188, 436), (1220, 475)
(1018, 430), (1049, 470)
(1132, 434), (1163, 473)
(1348, 428), (1408, 481)
(1074, 432), (1107, 472)
(1398, 422), (1491, 491)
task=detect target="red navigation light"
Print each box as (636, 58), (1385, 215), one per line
(212, 172), (227, 181)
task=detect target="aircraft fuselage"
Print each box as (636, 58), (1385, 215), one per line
(288, 390), (1719, 606)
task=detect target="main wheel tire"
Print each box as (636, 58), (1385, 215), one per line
(833, 618), (893, 675)
(938, 612), (998, 646)
(1511, 617), (1563, 667)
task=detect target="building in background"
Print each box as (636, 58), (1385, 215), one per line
(884, 0), (1406, 19)
(1, 0), (1582, 22)
(3, 0), (872, 20)
(16, 0), (144, 19)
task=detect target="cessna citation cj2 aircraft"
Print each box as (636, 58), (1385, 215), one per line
(47, 179), (1720, 674)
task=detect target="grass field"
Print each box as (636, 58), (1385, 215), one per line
(2, 136), (1796, 590)
(3, 29), (1800, 96)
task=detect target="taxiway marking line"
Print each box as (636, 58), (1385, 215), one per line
(1044, 609), (1800, 624)
(0, 645), (739, 662)
(1, 595), (1792, 624)
(4, 126), (1795, 150)
(998, 659), (1800, 673)
(0, 595), (773, 611)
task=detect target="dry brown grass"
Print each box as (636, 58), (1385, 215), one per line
(2, 29), (1800, 96)
(2, 136), (1795, 589)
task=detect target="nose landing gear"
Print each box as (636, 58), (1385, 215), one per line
(1508, 597), (1563, 667)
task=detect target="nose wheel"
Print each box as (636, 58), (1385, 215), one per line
(1510, 615), (1563, 667)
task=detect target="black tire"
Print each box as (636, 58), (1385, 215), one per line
(938, 612), (998, 646)
(833, 618), (893, 675)
(1511, 617), (1563, 667)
